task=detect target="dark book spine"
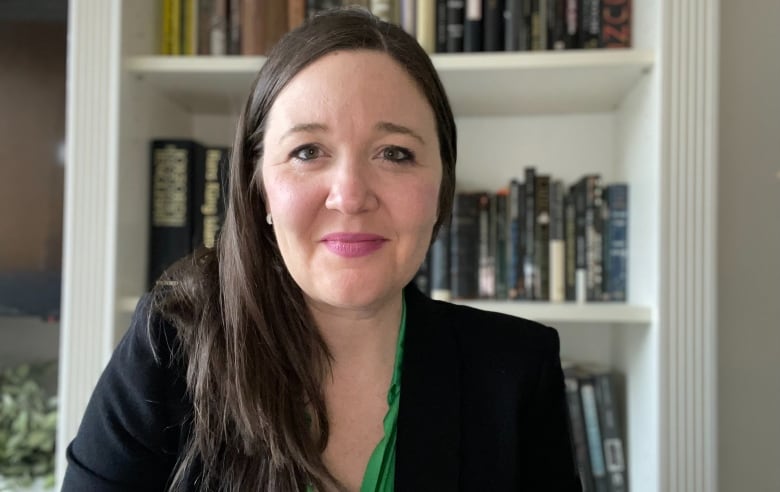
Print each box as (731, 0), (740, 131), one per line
(463, 0), (483, 52)
(507, 180), (525, 299)
(564, 367), (596, 492)
(580, 0), (601, 49)
(580, 373), (611, 492)
(478, 193), (495, 299)
(564, 0), (581, 48)
(604, 184), (628, 301)
(190, 142), (206, 250)
(564, 191), (577, 300)
(198, 147), (228, 249)
(445, 0), (465, 52)
(430, 221), (452, 300)
(436, 0), (448, 52)
(572, 179), (587, 302)
(450, 192), (480, 299)
(227, 0), (241, 54)
(494, 190), (509, 300)
(149, 140), (196, 288)
(586, 176), (604, 301)
(533, 175), (550, 300)
(530, 0), (547, 50)
(504, 0), (530, 51)
(601, 0), (631, 48)
(482, 0), (505, 51)
(547, 0), (567, 50)
(594, 371), (628, 492)
(523, 167), (536, 299)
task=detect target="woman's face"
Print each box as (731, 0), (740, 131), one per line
(261, 50), (442, 313)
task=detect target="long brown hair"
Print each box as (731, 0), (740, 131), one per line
(157, 8), (457, 491)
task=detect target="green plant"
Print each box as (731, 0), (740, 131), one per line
(0, 363), (57, 490)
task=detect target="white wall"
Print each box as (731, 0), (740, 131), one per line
(718, 1), (780, 490)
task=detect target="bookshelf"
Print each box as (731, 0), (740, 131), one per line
(58, 1), (720, 491)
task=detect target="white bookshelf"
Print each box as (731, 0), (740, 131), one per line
(59, 1), (719, 490)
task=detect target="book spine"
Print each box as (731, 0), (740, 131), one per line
(523, 167), (536, 299)
(182, 0), (198, 55)
(564, 368), (596, 492)
(190, 142), (206, 251)
(604, 184), (628, 301)
(170, 0), (182, 55)
(160, 0), (173, 55)
(547, 0), (566, 50)
(504, 0), (530, 51)
(430, 222), (452, 300)
(549, 180), (565, 302)
(530, 0), (547, 50)
(445, 0), (466, 52)
(580, 0), (600, 49)
(227, 0), (241, 54)
(416, 0), (437, 52)
(507, 180), (523, 299)
(149, 140), (195, 288)
(482, 0), (504, 52)
(241, 0), (288, 55)
(478, 193), (495, 298)
(451, 192), (480, 299)
(601, 0), (631, 48)
(209, 0), (228, 55)
(585, 175), (604, 301)
(288, 0), (306, 31)
(463, 0), (483, 52)
(533, 174), (550, 300)
(580, 375), (611, 492)
(200, 147), (228, 249)
(564, 191), (577, 300)
(565, 0), (581, 48)
(494, 190), (509, 300)
(594, 371), (628, 492)
(400, 0), (417, 36)
(436, 0), (448, 52)
(573, 179), (587, 302)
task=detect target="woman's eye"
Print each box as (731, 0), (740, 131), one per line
(381, 146), (414, 163)
(291, 145), (321, 161)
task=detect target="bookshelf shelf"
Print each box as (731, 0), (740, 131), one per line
(125, 49), (654, 116)
(455, 301), (653, 325)
(118, 296), (651, 325)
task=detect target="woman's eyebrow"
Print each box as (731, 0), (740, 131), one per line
(375, 121), (425, 145)
(279, 122), (328, 143)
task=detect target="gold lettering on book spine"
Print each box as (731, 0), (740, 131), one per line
(201, 149), (223, 247)
(152, 147), (188, 227)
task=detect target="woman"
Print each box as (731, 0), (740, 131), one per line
(63, 8), (580, 492)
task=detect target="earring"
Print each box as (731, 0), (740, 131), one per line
(266, 213), (273, 225)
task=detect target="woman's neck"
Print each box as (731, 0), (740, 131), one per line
(307, 292), (403, 380)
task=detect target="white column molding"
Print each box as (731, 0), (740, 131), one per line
(660, 0), (719, 490)
(56, 0), (121, 485)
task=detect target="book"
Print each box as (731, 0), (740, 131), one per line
(523, 167), (536, 299)
(507, 180), (525, 299)
(181, 0), (198, 55)
(197, 0), (228, 55)
(563, 364), (596, 492)
(530, 0), (547, 51)
(564, 191), (577, 300)
(592, 369), (628, 492)
(547, 0), (567, 50)
(416, 0), (437, 52)
(494, 190), (509, 300)
(482, 0), (504, 51)
(579, 371), (611, 492)
(241, 0), (288, 55)
(463, 0), (483, 52)
(436, 0), (448, 52)
(193, 146), (229, 249)
(227, 0), (241, 54)
(450, 192), (481, 299)
(603, 184), (628, 301)
(549, 180), (565, 302)
(477, 193), (495, 298)
(580, 0), (600, 49)
(601, 0), (631, 48)
(505, 0), (530, 51)
(445, 0), (466, 52)
(400, 0), (416, 35)
(149, 139), (203, 288)
(533, 174), (550, 300)
(430, 221), (452, 300)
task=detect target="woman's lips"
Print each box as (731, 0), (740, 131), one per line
(320, 233), (388, 258)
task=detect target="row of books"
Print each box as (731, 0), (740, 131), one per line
(414, 170), (629, 302)
(148, 139), (229, 287)
(564, 363), (628, 492)
(158, 0), (631, 56)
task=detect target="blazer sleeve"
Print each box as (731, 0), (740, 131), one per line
(524, 328), (582, 491)
(62, 294), (187, 491)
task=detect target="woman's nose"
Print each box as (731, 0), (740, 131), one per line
(324, 158), (379, 215)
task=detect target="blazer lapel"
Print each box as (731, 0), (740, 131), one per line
(395, 284), (461, 490)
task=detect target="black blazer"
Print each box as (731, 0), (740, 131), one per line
(63, 285), (581, 491)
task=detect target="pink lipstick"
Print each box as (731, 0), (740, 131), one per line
(320, 233), (388, 258)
